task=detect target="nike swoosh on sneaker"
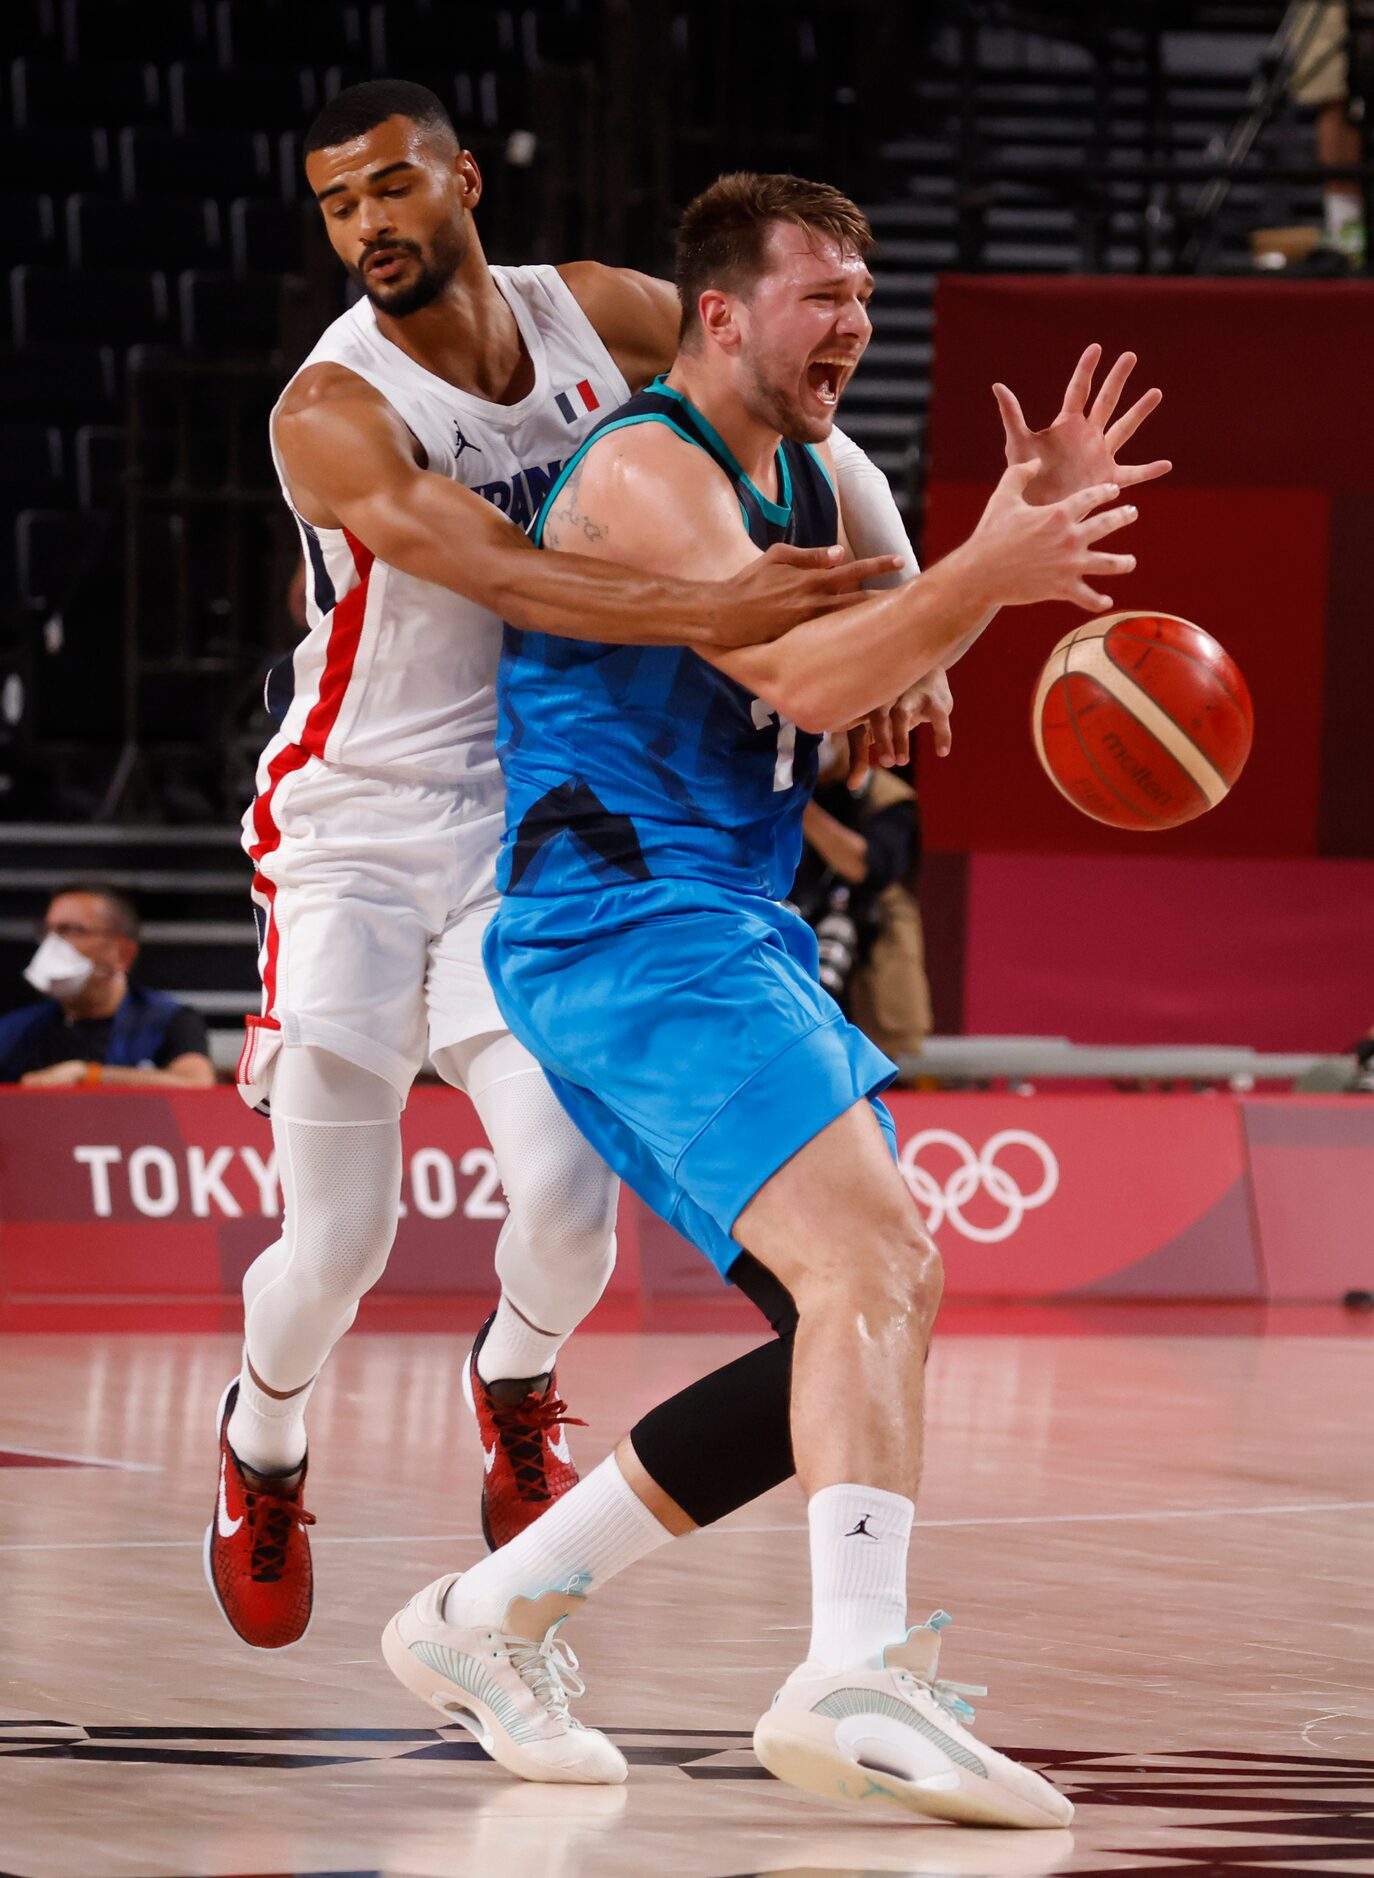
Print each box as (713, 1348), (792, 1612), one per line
(217, 1455), (244, 1537)
(549, 1426), (572, 1464)
(483, 1442), (498, 1475)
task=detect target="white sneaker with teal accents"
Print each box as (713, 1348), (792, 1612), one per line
(753, 1612), (1072, 1828)
(382, 1573), (627, 1785)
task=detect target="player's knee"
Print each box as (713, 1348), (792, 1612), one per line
(504, 1159), (618, 1270)
(797, 1215), (941, 1338)
(897, 1223), (944, 1328)
(289, 1197), (399, 1304)
(860, 1237), (941, 1336)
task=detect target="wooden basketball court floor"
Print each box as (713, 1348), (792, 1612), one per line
(3, 1316), (1372, 1878)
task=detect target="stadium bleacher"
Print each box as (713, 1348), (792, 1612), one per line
(0, 0), (1339, 1066)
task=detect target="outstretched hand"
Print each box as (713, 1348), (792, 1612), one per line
(993, 344), (1171, 509)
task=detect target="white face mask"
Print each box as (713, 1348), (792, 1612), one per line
(25, 932), (96, 1000)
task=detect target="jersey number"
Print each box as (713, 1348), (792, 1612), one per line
(751, 699), (797, 791)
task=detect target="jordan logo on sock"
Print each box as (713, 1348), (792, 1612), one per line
(845, 1515), (879, 1541)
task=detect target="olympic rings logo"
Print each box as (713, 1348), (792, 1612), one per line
(898, 1129), (1060, 1244)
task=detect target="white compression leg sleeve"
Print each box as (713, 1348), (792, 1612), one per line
(433, 1033), (619, 1380)
(228, 1046), (403, 1474)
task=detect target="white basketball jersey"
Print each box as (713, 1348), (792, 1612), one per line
(263, 264), (631, 784)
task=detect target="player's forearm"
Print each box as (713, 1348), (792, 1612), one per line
(750, 542), (993, 731)
(801, 803), (869, 884)
(944, 608), (999, 669)
(349, 477), (720, 647)
(91, 1061), (217, 1089)
(490, 543), (733, 647)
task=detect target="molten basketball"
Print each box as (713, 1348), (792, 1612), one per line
(1031, 612), (1254, 830)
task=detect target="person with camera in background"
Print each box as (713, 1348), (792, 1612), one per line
(791, 731), (932, 1067)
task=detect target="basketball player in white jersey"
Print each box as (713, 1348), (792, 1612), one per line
(206, 79), (913, 1651)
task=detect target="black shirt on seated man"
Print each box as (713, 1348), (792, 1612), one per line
(0, 881), (216, 1088)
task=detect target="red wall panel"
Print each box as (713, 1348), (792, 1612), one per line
(4, 1090), (1368, 1316)
(1241, 1096), (1374, 1300)
(963, 854), (1374, 1052)
(921, 484), (1328, 856)
(922, 275), (1374, 860)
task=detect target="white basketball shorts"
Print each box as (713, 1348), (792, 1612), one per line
(238, 753), (508, 1107)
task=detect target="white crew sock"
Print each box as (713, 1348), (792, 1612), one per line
(476, 1294), (566, 1386)
(806, 1482), (915, 1671)
(226, 1360), (314, 1478)
(444, 1454), (673, 1627)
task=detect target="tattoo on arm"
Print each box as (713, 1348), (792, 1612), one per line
(544, 457), (608, 548)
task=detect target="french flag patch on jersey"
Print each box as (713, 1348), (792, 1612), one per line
(554, 380), (600, 424)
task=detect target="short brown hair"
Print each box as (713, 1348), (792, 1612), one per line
(50, 880), (140, 940)
(675, 172), (874, 343)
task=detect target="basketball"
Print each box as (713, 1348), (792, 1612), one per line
(1030, 612), (1254, 830)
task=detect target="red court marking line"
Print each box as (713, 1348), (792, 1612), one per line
(0, 1452), (87, 1468)
(4, 1294), (1373, 1337)
(0, 1445), (158, 1471)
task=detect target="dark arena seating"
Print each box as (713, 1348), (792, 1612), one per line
(0, 2), (1332, 824)
(0, 0), (1365, 1071)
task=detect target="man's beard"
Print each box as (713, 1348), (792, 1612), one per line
(354, 224), (464, 317)
(741, 354), (831, 444)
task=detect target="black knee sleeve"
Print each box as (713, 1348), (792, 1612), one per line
(728, 1249), (799, 1338)
(628, 1252), (796, 1527)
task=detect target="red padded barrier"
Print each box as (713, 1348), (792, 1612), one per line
(3, 1087), (1366, 1321)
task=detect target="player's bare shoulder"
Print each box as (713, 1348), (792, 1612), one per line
(272, 362), (424, 521)
(543, 419), (721, 560)
(543, 418), (750, 586)
(556, 260), (680, 390)
(275, 362), (420, 456)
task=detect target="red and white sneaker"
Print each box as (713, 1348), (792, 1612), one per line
(203, 1380), (316, 1650)
(462, 1313), (585, 1551)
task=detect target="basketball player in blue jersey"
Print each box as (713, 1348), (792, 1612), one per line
(382, 175), (1155, 1819)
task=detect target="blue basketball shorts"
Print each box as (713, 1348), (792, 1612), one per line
(483, 879), (898, 1278)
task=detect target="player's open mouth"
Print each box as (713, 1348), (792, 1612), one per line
(365, 248), (411, 280)
(805, 357), (854, 407)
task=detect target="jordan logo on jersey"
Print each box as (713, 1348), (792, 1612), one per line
(452, 423), (481, 460)
(553, 380), (600, 424)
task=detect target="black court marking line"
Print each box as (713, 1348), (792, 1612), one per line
(81, 1724), (442, 1741)
(0, 1719), (758, 1774)
(3, 1746), (1371, 1878)
(5, 1719), (1371, 1867)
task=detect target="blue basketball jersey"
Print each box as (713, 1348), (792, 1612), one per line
(495, 377), (839, 902)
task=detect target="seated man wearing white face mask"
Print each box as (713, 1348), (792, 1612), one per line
(0, 882), (217, 1089)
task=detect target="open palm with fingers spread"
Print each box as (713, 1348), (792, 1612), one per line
(993, 343), (1171, 509)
